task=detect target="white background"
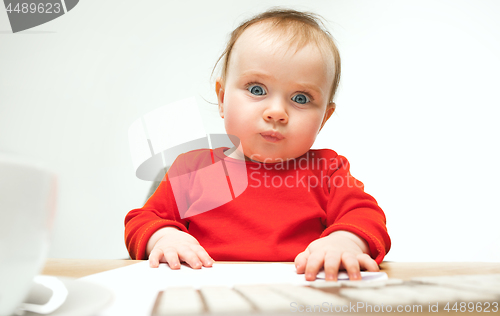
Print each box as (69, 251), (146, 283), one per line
(1, 0), (499, 261)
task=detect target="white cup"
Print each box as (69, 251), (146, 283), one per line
(0, 154), (58, 316)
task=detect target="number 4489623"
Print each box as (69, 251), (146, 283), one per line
(444, 302), (499, 313)
(5, 2), (61, 14)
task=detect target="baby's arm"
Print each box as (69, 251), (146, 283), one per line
(295, 153), (390, 281)
(126, 152), (216, 266)
(147, 226), (214, 269)
(294, 230), (379, 281)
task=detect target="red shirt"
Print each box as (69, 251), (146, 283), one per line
(125, 148), (390, 263)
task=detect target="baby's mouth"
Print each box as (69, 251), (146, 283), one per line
(260, 130), (284, 143)
(261, 135), (281, 142)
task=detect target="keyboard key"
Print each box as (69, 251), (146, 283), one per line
(155, 287), (204, 315)
(412, 274), (500, 296)
(200, 286), (253, 313)
(234, 285), (291, 312)
(340, 288), (413, 305)
(269, 284), (348, 305)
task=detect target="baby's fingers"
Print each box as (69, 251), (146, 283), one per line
(323, 252), (342, 281)
(194, 246), (215, 267)
(341, 253), (361, 280)
(149, 247), (182, 269)
(149, 248), (163, 268)
(304, 252), (325, 281)
(148, 248), (177, 268)
(357, 254), (379, 272)
(177, 245), (207, 269)
(294, 250), (310, 274)
(163, 248), (182, 269)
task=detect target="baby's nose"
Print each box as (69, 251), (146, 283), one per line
(263, 101), (288, 123)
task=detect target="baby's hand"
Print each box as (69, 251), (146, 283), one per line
(294, 230), (379, 281)
(147, 227), (214, 269)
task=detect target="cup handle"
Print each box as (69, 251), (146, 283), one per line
(21, 276), (68, 315)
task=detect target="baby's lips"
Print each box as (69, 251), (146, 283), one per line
(260, 130), (285, 140)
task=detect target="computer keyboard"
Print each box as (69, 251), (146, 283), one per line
(152, 274), (500, 315)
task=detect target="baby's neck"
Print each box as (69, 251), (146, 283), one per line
(223, 147), (294, 164)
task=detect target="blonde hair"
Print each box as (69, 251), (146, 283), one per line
(212, 8), (341, 105)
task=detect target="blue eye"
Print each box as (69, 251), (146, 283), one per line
(292, 94), (310, 104)
(248, 85), (266, 96)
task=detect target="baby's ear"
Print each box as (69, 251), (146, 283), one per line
(215, 78), (225, 118)
(319, 102), (336, 132)
(328, 102), (336, 113)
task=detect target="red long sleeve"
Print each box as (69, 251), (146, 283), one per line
(124, 175), (189, 260)
(124, 147), (390, 262)
(319, 155), (390, 264)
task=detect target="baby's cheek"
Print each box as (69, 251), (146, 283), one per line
(227, 106), (250, 125)
(223, 113), (245, 138)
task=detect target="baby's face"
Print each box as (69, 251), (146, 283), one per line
(217, 23), (335, 163)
